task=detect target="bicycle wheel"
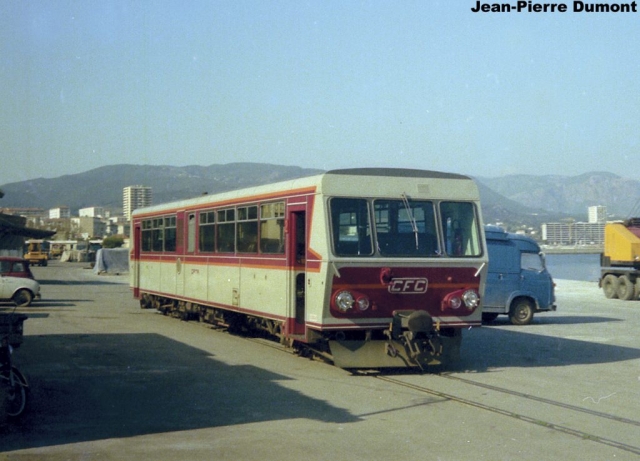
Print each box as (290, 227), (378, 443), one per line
(5, 367), (28, 417)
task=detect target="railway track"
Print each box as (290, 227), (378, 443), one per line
(376, 373), (640, 457)
(196, 322), (640, 456)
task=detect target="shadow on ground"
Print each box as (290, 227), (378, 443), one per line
(1, 333), (359, 451)
(454, 324), (640, 372)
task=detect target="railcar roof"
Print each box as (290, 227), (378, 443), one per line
(327, 168), (470, 180)
(132, 167), (474, 217)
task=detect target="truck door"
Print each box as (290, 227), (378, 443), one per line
(520, 251), (554, 309)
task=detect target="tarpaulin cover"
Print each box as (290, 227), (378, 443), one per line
(61, 250), (88, 262)
(93, 248), (130, 274)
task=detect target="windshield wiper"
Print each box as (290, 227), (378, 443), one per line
(401, 192), (419, 250)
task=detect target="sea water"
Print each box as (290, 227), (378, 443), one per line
(544, 253), (601, 282)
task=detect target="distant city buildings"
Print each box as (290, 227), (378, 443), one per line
(0, 207), (45, 218)
(541, 205), (606, 246)
(49, 206), (70, 219)
(0, 185), (147, 241)
(79, 206), (105, 218)
(123, 185), (152, 221)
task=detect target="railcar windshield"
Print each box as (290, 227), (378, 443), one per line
(374, 199), (439, 256)
(330, 197), (481, 258)
(330, 198), (373, 256)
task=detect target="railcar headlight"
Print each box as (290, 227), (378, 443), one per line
(449, 296), (462, 309)
(356, 296), (370, 311)
(462, 289), (480, 309)
(335, 291), (355, 312)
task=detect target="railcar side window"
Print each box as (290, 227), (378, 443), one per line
(374, 200), (439, 256)
(217, 208), (235, 252)
(330, 198), (373, 256)
(152, 218), (164, 252)
(237, 206), (258, 253)
(141, 216), (177, 252)
(141, 220), (153, 251)
(260, 202), (285, 254)
(440, 202), (481, 257)
(199, 211), (216, 252)
(165, 216), (177, 252)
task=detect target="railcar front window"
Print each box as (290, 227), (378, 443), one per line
(440, 202), (481, 257)
(374, 200), (439, 256)
(330, 198), (373, 256)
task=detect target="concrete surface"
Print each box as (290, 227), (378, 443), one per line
(1, 261), (639, 460)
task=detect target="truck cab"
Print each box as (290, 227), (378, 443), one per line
(23, 240), (49, 267)
(483, 226), (556, 325)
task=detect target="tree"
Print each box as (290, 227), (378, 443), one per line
(102, 235), (124, 248)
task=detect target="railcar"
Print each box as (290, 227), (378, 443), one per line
(130, 168), (487, 369)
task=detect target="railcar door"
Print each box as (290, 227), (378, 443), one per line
(177, 212), (194, 296)
(288, 207), (306, 336)
(132, 223), (141, 298)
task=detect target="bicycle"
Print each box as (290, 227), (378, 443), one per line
(0, 310), (29, 419)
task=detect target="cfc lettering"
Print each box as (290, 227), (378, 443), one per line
(388, 278), (428, 294)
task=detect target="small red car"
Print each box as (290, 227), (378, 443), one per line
(0, 257), (35, 279)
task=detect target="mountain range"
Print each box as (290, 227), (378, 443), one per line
(1, 163), (639, 229)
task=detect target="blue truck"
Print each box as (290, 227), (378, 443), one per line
(483, 226), (556, 325)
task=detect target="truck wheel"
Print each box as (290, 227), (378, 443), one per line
(617, 275), (635, 301)
(602, 274), (619, 299)
(509, 299), (534, 325)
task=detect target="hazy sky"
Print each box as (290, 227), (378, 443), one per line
(1, 1), (639, 185)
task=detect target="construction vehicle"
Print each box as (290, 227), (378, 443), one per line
(599, 219), (640, 300)
(23, 240), (48, 267)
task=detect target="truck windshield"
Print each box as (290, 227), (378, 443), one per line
(522, 252), (545, 271)
(330, 198), (481, 258)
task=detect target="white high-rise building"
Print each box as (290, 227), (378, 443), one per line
(588, 205), (607, 224)
(49, 206), (70, 219)
(79, 206), (104, 218)
(123, 186), (152, 220)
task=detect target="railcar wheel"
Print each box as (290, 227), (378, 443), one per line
(617, 275), (635, 301)
(12, 289), (33, 307)
(509, 299), (534, 325)
(602, 274), (619, 299)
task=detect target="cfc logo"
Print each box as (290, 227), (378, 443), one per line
(387, 277), (428, 294)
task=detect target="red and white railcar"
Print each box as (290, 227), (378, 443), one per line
(130, 168), (487, 369)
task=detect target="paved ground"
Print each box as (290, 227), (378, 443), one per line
(1, 260), (639, 460)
